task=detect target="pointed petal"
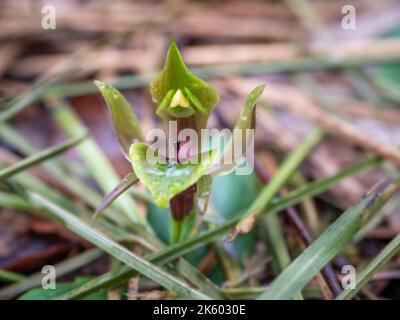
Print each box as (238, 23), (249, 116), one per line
(94, 171), (139, 219)
(208, 84), (266, 175)
(95, 81), (144, 159)
(150, 39), (219, 116)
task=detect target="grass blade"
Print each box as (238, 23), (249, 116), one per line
(50, 155), (381, 299)
(263, 205), (304, 300)
(0, 153), (382, 299)
(257, 180), (399, 300)
(0, 152), (381, 234)
(0, 123), (86, 176)
(263, 213), (292, 273)
(55, 218), (238, 299)
(0, 192), (33, 211)
(0, 270), (26, 284)
(175, 259), (228, 299)
(0, 190), (229, 299)
(28, 191), (211, 300)
(0, 134), (87, 180)
(0, 124), (131, 227)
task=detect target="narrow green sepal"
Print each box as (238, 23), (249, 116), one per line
(94, 81), (144, 159)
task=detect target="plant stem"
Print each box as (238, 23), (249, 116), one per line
(170, 219), (183, 245)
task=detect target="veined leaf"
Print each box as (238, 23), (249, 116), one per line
(208, 84), (265, 175)
(94, 81), (144, 158)
(150, 39), (219, 117)
(257, 180), (399, 300)
(129, 143), (217, 208)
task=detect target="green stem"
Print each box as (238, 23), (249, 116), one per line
(170, 218), (183, 245)
(170, 208), (196, 244)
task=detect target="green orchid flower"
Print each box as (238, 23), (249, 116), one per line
(94, 39), (265, 243)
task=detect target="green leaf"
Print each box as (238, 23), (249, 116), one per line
(257, 180), (399, 300)
(129, 143), (217, 207)
(208, 84), (265, 175)
(150, 39), (219, 118)
(94, 81), (144, 158)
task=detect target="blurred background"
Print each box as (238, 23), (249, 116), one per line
(1, 0), (400, 299)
